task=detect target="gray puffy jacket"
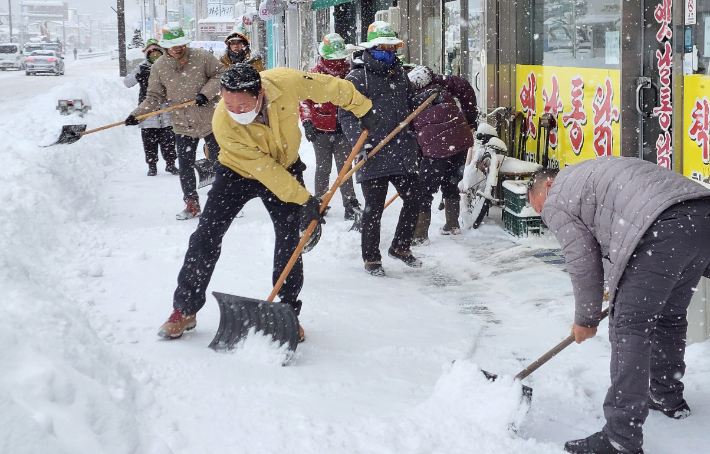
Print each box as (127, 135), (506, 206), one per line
(542, 156), (710, 327)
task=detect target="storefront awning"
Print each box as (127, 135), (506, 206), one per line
(310, 0), (355, 11)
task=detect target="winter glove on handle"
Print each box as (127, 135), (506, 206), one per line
(302, 120), (318, 143)
(412, 89), (443, 109)
(195, 93), (209, 107)
(300, 196), (326, 229)
(359, 109), (382, 134)
(125, 114), (139, 126)
(355, 144), (373, 164)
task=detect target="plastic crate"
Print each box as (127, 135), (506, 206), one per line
(503, 208), (546, 237)
(501, 180), (529, 214)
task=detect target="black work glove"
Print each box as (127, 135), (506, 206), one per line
(300, 196), (326, 228)
(195, 93), (209, 107)
(412, 88), (443, 109)
(359, 109), (382, 133)
(302, 120), (318, 142)
(125, 114), (139, 126)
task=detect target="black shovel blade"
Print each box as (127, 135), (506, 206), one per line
(195, 158), (215, 188)
(209, 292), (300, 357)
(482, 369), (533, 404)
(45, 124), (87, 147)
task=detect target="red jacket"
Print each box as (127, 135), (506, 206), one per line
(299, 57), (350, 132)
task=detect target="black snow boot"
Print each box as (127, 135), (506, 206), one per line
(147, 163), (158, 176)
(649, 397), (691, 419)
(364, 261), (386, 277)
(564, 432), (642, 454)
(165, 163), (179, 175)
(387, 246), (422, 268)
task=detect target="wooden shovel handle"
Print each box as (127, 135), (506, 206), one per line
(81, 100), (197, 136)
(266, 130), (370, 302)
(342, 93), (439, 182)
(515, 307), (610, 381)
(384, 193), (400, 210)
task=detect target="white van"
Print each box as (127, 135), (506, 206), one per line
(0, 43), (23, 70)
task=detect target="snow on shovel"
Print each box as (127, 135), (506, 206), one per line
(482, 307), (610, 406)
(44, 100), (196, 147)
(209, 93), (439, 359)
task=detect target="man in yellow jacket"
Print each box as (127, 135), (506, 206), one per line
(159, 63), (381, 341)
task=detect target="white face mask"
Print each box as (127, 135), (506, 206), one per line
(228, 109), (258, 124)
(227, 93), (261, 125)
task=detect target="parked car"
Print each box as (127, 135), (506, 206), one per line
(0, 43), (23, 70)
(25, 50), (65, 76)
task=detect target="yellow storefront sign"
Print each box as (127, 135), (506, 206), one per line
(516, 65), (621, 168)
(683, 75), (710, 181)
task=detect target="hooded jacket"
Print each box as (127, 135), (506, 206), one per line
(541, 156), (710, 327)
(299, 57), (351, 132)
(212, 67), (372, 205)
(409, 66), (477, 158)
(123, 54), (172, 129)
(338, 50), (419, 183)
(131, 47), (225, 138)
(220, 49), (265, 72)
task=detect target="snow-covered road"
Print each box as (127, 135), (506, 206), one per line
(1, 59), (708, 454)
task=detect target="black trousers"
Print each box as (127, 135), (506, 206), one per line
(141, 127), (176, 165)
(418, 151), (467, 207)
(175, 133), (220, 201)
(360, 174), (421, 262)
(173, 163), (306, 316)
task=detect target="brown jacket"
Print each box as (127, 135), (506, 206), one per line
(131, 47), (225, 138)
(220, 50), (264, 72)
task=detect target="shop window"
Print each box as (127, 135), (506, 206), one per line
(534, 0), (620, 69)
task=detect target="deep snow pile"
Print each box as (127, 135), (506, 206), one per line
(1, 65), (709, 454)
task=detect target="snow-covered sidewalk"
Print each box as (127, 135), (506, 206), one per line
(1, 69), (708, 453)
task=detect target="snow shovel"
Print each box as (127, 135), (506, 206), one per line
(45, 100), (196, 147)
(348, 92), (440, 231)
(208, 129), (371, 356)
(195, 143), (215, 189)
(482, 307), (610, 404)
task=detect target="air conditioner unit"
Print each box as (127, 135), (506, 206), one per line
(373, 7), (401, 33)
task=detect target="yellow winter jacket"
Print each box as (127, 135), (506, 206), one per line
(213, 67), (372, 205)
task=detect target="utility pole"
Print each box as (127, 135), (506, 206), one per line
(179, 0), (185, 28)
(116, 0), (127, 76)
(8, 0), (12, 42)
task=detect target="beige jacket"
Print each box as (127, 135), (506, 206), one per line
(131, 47), (225, 138)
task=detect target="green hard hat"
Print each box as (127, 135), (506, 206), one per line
(360, 21), (403, 48)
(143, 39), (161, 53)
(318, 33), (348, 60)
(159, 22), (191, 48)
